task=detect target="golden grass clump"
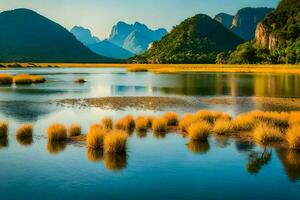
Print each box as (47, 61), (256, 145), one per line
(115, 115), (135, 131)
(179, 113), (195, 133)
(31, 75), (46, 83)
(0, 74), (13, 85)
(213, 119), (235, 135)
(16, 123), (33, 138)
(251, 111), (289, 128)
(135, 116), (149, 131)
(68, 123), (81, 137)
(0, 121), (8, 137)
(152, 118), (168, 132)
(289, 112), (300, 126)
(253, 123), (284, 146)
(47, 123), (67, 141)
(188, 121), (211, 141)
(147, 115), (156, 126)
(162, 112), (179, 126)
(286, 125), (300, 149)
(195, 110), (215, 124)
(128, 67), (149, 72)
(13, 74), (33, 84)
(87, 124), (106, 149)
(104, 130), (128, 153)
(102, 117), (113, 131)
(233, 114), (256, 131)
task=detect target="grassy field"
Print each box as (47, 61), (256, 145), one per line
(1, 63), (300, 74)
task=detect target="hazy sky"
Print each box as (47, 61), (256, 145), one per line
(0, 0), (280, 39)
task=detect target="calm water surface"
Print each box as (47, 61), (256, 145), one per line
(0, 68), (300, 200)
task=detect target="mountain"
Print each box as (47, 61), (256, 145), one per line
(214, 13), (233, 29)
(71, 26), (100, 45)
(88, 40), (134, 59)
(230, 7), (274, 40)
(132, 14), (244, 64)
(228, 0), (300, 64)
(108, 22), (167, 54)
(0, 8), (110, 63)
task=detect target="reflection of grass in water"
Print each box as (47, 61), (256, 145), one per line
(87, 148), (103, 163)
(286, 150), (300, 166)
(215, 135), (230, 148)
(136, 130), (147, 138)
(0, 121), (8, 137)
(0, 136), (8, 148)
(153, 131), (167, 139)
(246, 148), (272, 175)
(104, 153), (127, 172)
(235, 140), (255, 152)
(187, 141), (210, 154)
(17, 136), (33, 146)
(47, 141), (66, 154)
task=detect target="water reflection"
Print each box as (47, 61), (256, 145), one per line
(246, 148), (272, 175)
(187, 141), (210, 154)
(16, 135), (33, 146)
(87, 148), (103, 163)
(47, 141), (67, 155)
(153, 131), (167, 139)
(136, 130), (147, 138)
(215, 136), (230, 148)
(235, 140), (255, 152)
(276, 148), (300, 181)
(0, 136), (8, 148)
(104, 153), (127, 172)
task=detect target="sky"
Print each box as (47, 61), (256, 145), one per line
(0, 0), (280, 39)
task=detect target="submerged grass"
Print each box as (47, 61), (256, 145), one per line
(47, 123), (67, 141)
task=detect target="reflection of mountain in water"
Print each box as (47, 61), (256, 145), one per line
(0, 101), (57, 122)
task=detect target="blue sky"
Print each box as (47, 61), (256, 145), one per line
(0, 0), (280, 39)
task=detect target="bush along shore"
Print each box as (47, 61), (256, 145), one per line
(0, 73), (46, 85)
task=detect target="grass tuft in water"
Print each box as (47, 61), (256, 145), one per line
(253, 123), (284, 146)
(135, 116), (149, 131)
(87, 124), (106, 149)
(0, 74), (13, 85)
(68, 123), (81, 137)
(152, 118), (167, 132)
(0, 121), (8, 137)
(16, 123), (33, 138)
(104, 130), (128, 153)
(213, 119), (235, 135)
(47, 123), (67, 141)
(162, 112), (179, 126)
(286, 125), (300, 149)
(115, 115), (135, 131)
(188, 121), (211, 141)
(102, 117), (113, 131)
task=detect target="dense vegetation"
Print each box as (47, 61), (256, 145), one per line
(132, 14), (244, 64)
(227, 0), (300, 64)
(0, 9), (110, 63)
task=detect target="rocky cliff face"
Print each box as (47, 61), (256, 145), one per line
(255, 22), (279, 50)
(214, 13), (233, 29)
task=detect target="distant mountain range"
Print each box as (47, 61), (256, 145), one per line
(0, 9), (109, 63)
(215, 7), (273, 40)
(133, 14), (244, 64)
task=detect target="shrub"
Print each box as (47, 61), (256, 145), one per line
(0, 74), (13, 85)
(68, 123), (81, 137)
(86, 124), (106, 149)
(104, 130), (128, 153)
(179, 113), (195, 133)
(13, 74), (33, 84)
(135, 116), (149, 131)
(102, 117), (113, 131)
(47, 123), (67, 141)
(152, 118), (167, 132)
(188, 121), (211, 141)
(253, 123), (284, 145)
(162, 112), (179, 126)
(286, 125), (300, 149)
(213, 119), (234, 135)
(0, 121), (8, 137)
(16, 123), (33, 138)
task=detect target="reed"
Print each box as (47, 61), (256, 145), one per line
(162, 112), (179, 126)
(86, 124), (106, 149)
(253, 123), (284, 145)
(0, 74), (13, 85)
(135, 116), (149, 131)
(286, 125), (300, 149)
(16, 123), (33, 138)
(213, 119), (235, 135)
(102, 117), (113, 131)
(47, 123), (67, 141)
(0, 121), (8, 137)
(188, 121), (211, 141)
(104, 130), (128, 153)
(68, 123), (81, 137)
(152, 118), (167, 132)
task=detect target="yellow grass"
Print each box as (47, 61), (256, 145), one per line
(104, 153), (127, 171)
(86, 124), (106, 149)
(188, 121), (211, 141)
(16, 123), (33, 138)
(147, 115), (156, 126)
(31, 75), (46, 83)
(102, 117), (113, 131)
(179, 113), (195, 133)
(13, 74), (46, 84)
(286, 150), (300, 166)
(135, 116), (149, 131)
(213, 119), (235, 135)
(195, 110), (215, 124)
(233, 113), (256, 131)
(87, 148), (103, 162)
(0, 121), (8, 137)
(187, 141), (210, 154)
(289, 112), (300, 126)
(162, 112), (179, 126)
(250, 111), (289, 128)
(253, 123), (284, 145)
(47, 141), (66, 154)
(286, 125), (300, 149)
(47, 123), (67, 141)
(152, 118), (168, 132)
(103, 130), (128, 153)
(0, 74), (13, 85)
(115, 115), (135, 131)
(68, 123), (81, 137)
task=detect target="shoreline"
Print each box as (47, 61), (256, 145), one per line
(1, 63), (300, 74)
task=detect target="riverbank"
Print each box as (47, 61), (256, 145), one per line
(1, 63), (300, 74)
